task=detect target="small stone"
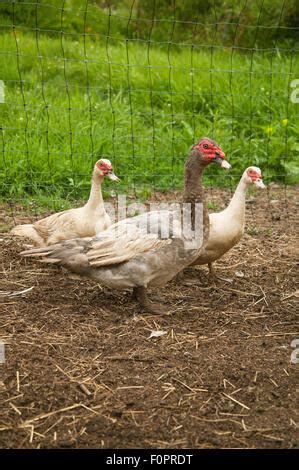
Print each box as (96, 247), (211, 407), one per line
(235, 270), (245, 278)
(148, 330), (167, 339)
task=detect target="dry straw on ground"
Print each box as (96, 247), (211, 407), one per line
(0, 185), (298, 448)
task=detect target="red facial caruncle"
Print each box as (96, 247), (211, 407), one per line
(96, 159), (120, 182)
(193, 138), (226, 161)
(96, 160), (113, 175)
(246, 167), (265, 189)
(247, 168), (262, 181)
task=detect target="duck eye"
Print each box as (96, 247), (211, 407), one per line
(203, 144), (209, 149)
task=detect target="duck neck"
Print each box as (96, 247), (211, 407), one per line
(183, 149), (209, 238)
(227, 176), (248, 222)
(85, 172), (104, 210)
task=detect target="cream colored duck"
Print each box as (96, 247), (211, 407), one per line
(190, 166), (265, 276)
(21, 138), (231, 314)
(11, 159), (119, 247)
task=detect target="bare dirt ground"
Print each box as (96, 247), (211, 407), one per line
(0, 185), (298, 449)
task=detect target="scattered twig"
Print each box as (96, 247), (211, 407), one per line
(222, 393), (250, 410)
(0, 286), (34, 297)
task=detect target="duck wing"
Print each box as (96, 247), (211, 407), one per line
(21, 210), (175, 272)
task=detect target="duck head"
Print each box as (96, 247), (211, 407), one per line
(192, 138), (231, 169)
(95, 159), (120, 181)
(245, 166), (265, 188)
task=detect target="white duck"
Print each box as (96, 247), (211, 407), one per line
(21, 138), (231, 314)
(190, 166), (265, 276)
(11, 159), (119, 247)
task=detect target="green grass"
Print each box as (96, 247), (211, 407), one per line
(0, 32), (298, 208)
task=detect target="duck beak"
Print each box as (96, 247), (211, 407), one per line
(213, 156), (231, 169)
(220, 159), (231, 169)
(107, 171), (120, 182)
(254, 178), (266, 189)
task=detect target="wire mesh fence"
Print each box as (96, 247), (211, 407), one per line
(0, 0), (298, 220)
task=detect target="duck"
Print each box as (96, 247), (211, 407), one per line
(190, 166), (265, 277)
(11, 159), (119, 247)
(21, 138), (231, 314)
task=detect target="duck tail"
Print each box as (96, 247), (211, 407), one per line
(11, 224), (43, 246)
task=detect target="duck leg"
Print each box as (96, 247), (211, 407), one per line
(132, 286), (166, 315)
(207, 263), (230, 283)
(174, 270), (185, 282)
(208, 262), (216, 279)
